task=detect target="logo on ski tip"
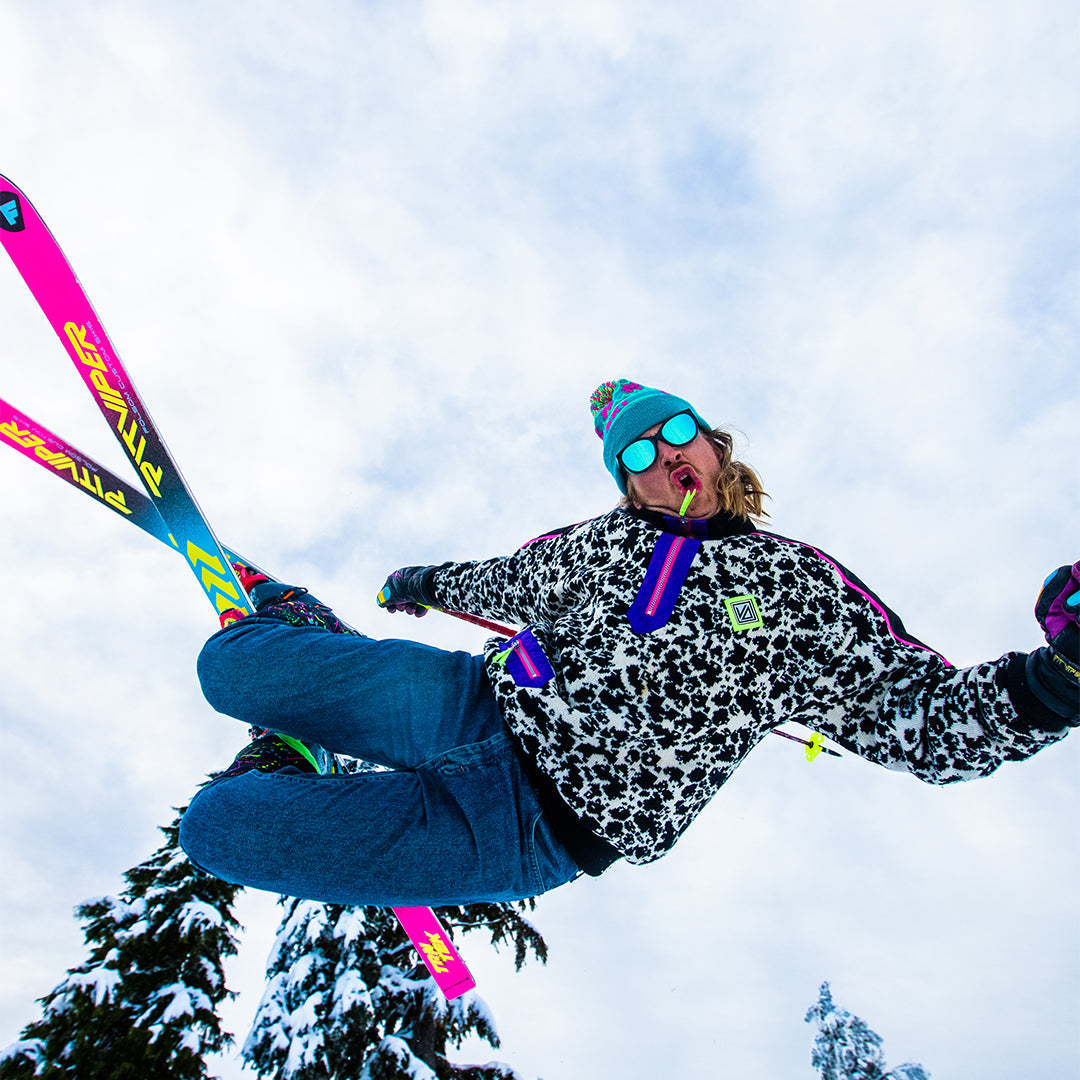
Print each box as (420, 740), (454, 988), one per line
(724, 594), (763, 631)
(0, 192), (24, 232)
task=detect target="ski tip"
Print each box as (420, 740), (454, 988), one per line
(440, 971), (478, 1000)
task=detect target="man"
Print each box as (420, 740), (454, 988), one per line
(180, 379), (1078, 905)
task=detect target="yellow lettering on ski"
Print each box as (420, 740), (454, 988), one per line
(1, 421), (40, 448)
(1, 413), (143, 519)
(120, 418), (143, 460)
(419, 932), (453, 974)
(140, 461), (162, 498)
(78, 467), (104, 498)
(100, 395), (130, 437)
(48, 453), (79, 482)
(31, 447), (78, 482)
(65, 322), (106, 370)
(73, 334), (167, 500)
(104, 490), (134, 516)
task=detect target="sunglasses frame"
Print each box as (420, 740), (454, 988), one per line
(617, 410), (702, 475)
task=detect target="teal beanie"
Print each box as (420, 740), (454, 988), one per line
(590, 379), (710, 493)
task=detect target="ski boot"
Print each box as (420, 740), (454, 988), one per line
(213, 726), (339, 781)
(219, 563), (355, 635)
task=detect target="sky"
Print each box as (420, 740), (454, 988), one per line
(1, 0), (1077, 1076)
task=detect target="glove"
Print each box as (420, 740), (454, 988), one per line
(376, 564), (447, 617)
(1025, 562), (1080, 723)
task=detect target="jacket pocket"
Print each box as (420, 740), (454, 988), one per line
(494, 628), (555, 688)
(627, 534), (702, 634)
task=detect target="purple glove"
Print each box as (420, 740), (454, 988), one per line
(376, 564), (446, 617)
(1026, 562), (1080, 723)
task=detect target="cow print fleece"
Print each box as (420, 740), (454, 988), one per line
(433, 508), (1064, 865)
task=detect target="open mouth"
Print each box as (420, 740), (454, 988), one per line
(671, 465), (699, 492)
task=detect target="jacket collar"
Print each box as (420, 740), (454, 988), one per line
(629, 506), (758, 540)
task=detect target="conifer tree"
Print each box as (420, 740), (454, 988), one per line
(0, 810), (241, 1079)
(244, 898), (545, 1079)
(805, 981), (931, 1080)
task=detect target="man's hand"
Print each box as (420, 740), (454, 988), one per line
(1026, 562), (1080, 723)
(376, 564), (445, 616)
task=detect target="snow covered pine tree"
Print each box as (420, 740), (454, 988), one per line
(243, 897), (547, 1080)
(0, 810), (241, 1079)
(805, 982), (930, 1080)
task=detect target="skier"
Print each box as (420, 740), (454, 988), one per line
(179, 379), (1079, 906)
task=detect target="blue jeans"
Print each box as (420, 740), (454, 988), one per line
(179, 616), (580, 906)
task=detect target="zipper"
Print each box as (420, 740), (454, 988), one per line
(513, 641), (541, 680)
(645, 536), (684, 616)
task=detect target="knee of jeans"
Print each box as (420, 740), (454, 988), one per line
(179, 786), (238, 882)
(178, 794), (216, 875)
(197, 623), (263, 714)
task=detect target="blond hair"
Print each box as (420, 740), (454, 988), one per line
(621, 427), (769, 522)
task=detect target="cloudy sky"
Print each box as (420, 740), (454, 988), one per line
(1, 0), (1077, 1076)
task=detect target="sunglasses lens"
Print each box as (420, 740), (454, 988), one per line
(662, 411), (699, 446)
(620, 439), (657, 474)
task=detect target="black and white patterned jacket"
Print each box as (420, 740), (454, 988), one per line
(433, 507), (1065, 865)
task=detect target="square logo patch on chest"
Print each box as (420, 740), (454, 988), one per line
(724, 594), (763, 631)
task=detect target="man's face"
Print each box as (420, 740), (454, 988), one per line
(624, 420), (722, 518)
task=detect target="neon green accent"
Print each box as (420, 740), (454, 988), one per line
(723, 594), (763, 631)
(805, 732), (824, 762)
(493, 647), (514, 667)
(275, 732), (328, 774)
(679, 488), (696, 517)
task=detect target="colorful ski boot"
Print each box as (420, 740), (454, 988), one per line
(214, 726), (339, 780)
(220, 563), (355, 635)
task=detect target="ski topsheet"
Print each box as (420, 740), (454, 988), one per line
(0, 175), (476, 1000)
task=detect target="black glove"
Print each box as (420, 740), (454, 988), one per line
(376, 564), (448, 617)
(1025, 562), (1080, 724)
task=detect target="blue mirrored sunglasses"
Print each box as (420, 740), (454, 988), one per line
(618, 410), (701, 474)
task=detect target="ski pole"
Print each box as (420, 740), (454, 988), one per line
(769, 727), (842, 760)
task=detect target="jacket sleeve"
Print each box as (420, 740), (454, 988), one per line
(429, 521), (587, 629)
(787, 558), (1069, 782)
